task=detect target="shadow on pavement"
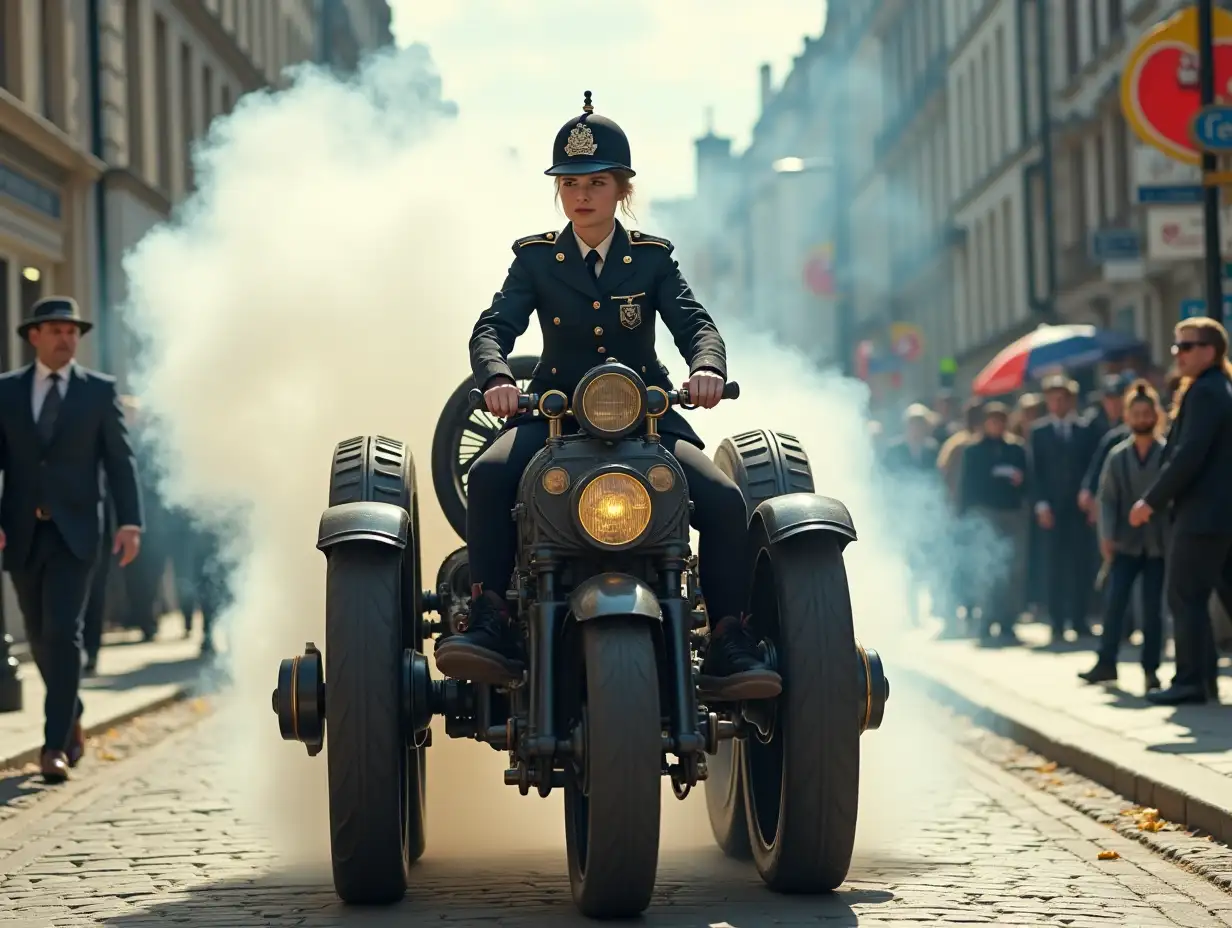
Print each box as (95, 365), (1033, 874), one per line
(99, 850), (899, 926)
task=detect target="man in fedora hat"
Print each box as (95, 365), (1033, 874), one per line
(0, 296), (144, 781)
(1029, 374), (1099, 644)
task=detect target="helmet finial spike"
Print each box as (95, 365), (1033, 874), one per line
(583, 90), (594, 114)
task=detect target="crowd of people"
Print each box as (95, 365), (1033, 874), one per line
(877, 316), (1232, 707)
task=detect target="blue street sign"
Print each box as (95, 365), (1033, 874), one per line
(1137, 184), (1205, 204)
(1180, 297), (1232, 319)
(1089, 229), (1141, 262)
(1193, 105), (1232, 152)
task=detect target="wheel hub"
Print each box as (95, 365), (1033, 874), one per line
(856, 641), (889, 732)
(272, 642), (325, 756)
(401, 649), (440, 738)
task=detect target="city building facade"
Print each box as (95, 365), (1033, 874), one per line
(0, 0), (105, 372)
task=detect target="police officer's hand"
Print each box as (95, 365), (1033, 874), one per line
(484, 377), (521, 418)
(685, 371), (725, 409)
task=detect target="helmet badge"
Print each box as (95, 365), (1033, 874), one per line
(565, 123), (598, 158)
(564, 90), (599, 158)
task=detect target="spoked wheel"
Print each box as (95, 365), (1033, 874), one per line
(325, 436), (428, 902)
(743, 531), (860, 892)
(430, 355), (539, 539)
(705, 428), (816, 859)
(563, 621), (662, 918)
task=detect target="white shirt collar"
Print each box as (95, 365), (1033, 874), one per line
(35, 359), (73, 381)
(572, 223), (616, 265)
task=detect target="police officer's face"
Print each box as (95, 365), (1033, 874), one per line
(27, 321), (80, 368)
(559, 173), (619, 232)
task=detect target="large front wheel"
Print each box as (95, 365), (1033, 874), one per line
(744, 533), (861, 892)
(324, 542), (409, 903)
(563, 621), (662, 918)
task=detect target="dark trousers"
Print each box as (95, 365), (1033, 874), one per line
(9, 523), (94, 752)
(173, 538), (225, 645)
(1044, 513), (1094, 635)
(1097, 553), (1164, 672)
(466, 421), (751, 622)
(1167, 533), (1232, 691)
(82, 536), (113, 662)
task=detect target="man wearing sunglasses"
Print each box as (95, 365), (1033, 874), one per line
(1130, 317), (1232, 705)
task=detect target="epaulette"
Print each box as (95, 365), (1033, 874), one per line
(628, 230), (672, 249)
(514, 231), (559, 248)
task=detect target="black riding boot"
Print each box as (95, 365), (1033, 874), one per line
(434, 587), (525, 685)
(699, 615), (782, 701)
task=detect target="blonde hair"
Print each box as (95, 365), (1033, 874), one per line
(554, 170), (637, 221)
(1170, 316), (1232, 415)
(1123, 379), (1166, 439)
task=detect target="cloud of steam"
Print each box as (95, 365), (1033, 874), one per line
(119, 41), (987, 869)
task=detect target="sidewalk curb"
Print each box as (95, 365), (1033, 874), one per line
(902, 662), (1232, 846)
(0, 685), (195, 771)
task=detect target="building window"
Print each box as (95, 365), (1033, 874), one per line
(180, 41), (194, 190)
(989, 207), (1001, 331)
(1113, 113), (1131, 218)
(981, 43), (993, 170)
(125, 0), (144, 174)
(0, 0), (10, 92)
(40, 0), (64, 125)
(956, 77), (968, 192)
(1065, 0), (1081, 79)
(1094, 135), (1107, 222)
(203, 64), (214, 133)
(1109, 0), (1123, 35)
(154, 14), (171, 191)
(967, 59), (978, 178)
(221, 84), (233, 114)
(19, 266), (44, 365)
(1069, 147), (1086, 242)
(995, 26), (1008, 157)
(1002, 198), (1016, 321)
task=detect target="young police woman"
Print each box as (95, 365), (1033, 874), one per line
(432, 93), (781, 701)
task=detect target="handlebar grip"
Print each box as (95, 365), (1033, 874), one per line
(723, 381), (741, 400)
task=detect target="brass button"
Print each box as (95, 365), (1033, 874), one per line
(597, 346), (606, 354)
(556, 253), (565, 261)
(594, 326), (603, 335)
(623, 255), (632, 264)
(551, 367), (557, 374)
(642, 366), (647, 372)
(553, 317), (561, 325)
(592, 301), (600, 309)
(546, 232), (555, 240)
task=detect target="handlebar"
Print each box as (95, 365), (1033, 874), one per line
(468, 380), (741, 415)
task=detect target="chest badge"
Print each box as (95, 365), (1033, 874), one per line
(612, 293), (646, 330)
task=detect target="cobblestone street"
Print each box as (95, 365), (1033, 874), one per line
(2, 693), (1232, 927)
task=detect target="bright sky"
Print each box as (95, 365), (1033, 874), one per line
(387, 1), (828, 202)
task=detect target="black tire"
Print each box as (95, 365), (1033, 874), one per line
(324, 543), (408, 903)
(704, 429), (816, 859)
(430, 355), (540, 540)
(564, 621), (662, 918)
(713, 429), (815, 521)
(744, 534), (860, 892)
(327, 437), (428, 877)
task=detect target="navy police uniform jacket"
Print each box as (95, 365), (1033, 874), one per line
(469, 220), (726, 449)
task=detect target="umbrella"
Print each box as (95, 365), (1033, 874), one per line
(972, 324), (1145, 396)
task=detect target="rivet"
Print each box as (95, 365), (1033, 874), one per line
(556, 253), (565, 261)
(546, 232), (555, 240)
(623, 255), (632, 264)
(594, 326), (603, 335)
(593, 301), (601, 309)
(551, 367), (557, 374)
(642, 366), (647, 372)
(632, 231), (641, 238)
(597, 346), (606, 354)
(553, 317), (561, 325)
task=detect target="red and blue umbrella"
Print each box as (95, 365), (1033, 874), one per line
(973, 324), (1144, 396)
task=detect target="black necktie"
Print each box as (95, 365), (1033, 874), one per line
(38, 372), (62, 443)
(584, 249), (600, 282)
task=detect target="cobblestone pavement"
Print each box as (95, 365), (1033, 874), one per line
(3, 695), (1232, 926)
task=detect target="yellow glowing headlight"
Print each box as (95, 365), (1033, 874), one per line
(577, 472), (652, 546)
(580, 373), (644, 435)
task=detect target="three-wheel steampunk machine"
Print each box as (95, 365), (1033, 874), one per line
(271, 356), (889, 918)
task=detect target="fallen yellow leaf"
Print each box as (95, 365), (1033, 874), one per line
(190, 697), (210, 713)
(1139, 808), (1160, 822)
(1098, 850), (1119, 860)
(1036, 761), (1058, 773)
(95, 748), (118, 762)
(1139, 820), (1165, 832)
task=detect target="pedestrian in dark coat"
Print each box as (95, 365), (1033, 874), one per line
(1133, 317), (1232, 705)
(1030, 375), (1100, 643)
(0, 298), (143, 781)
